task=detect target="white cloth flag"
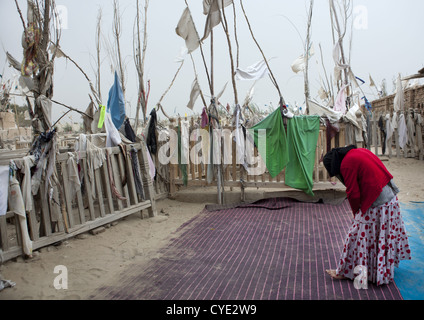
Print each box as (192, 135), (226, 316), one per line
(243, 84), (255, 106)
(201, 0), (221, 42)
(8, 176), (33, 255)
(176, 7), (200, 54)
(291, 44), (315, 74)
(334, 84), (348, 114)
(385, 114), (394, 142)
(333, 40), (349, 82)
(181, 120), (190, 165)
(333, 40), (350, 71)
(234, 106), (245, 165)
(369, 74), (376, 87)
(407, 112), (416, 147)
(146, 146), (156, 181)
(291, 55), (306, 74)
(308, 100), (343, 123)
(203, 0), (233, 14)
(392, 112), (398, 130)
(175, 46), (188, 63)
(37, 95), (52, 128)
(216, 82), (228, 99)
(394, 74), (404, 112)
(398, 113), (408, 149)
(235, 60), (269, 81)
(104, 112), (122, 147)
(318, 86), (328, 100)
(187, 78), (201, 110)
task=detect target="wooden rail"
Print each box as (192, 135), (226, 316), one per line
(0, 140), (156, 263)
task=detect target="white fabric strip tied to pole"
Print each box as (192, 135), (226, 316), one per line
(394, 74), (405, 113)
(308, 99), (343, 123)
(398, 113), (408, 150)
(13, 156), (36, 214)
(406, 112), (416, 147)
(291, 44), (315, 74)
(8, 176), (33, 256)
(201, 0), (233, 42)
(181, 120), (190, 165)
(333, 39), (350, 71)
(144, 146), (156, 182)
(392, 112), (398, 130)
(36, 95), (53, 129)
(333, 39), (350, 82)
(104, 112), (122, 148)
(235, 60), (269, 81)
(386, 114), (394, 144)
(202, 0), (233, 14)
(176, 7), (200, 54)
(187, 78), (201, 110)
(233, 105), (245, 166)
(67, 152), (81, 200)
(318, 86), (328, 100)
(291, 55), (305, 74)
(334, 84), (348, 114)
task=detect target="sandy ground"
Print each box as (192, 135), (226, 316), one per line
(0, 155), (423, 300)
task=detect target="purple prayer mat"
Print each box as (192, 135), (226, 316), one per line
(90, 198), (404, 300)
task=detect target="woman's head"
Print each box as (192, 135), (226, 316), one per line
(323, 145), (357, 183)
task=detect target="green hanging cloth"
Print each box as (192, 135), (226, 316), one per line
(248, 108), (289, 178)
(285, 115), (320, 196)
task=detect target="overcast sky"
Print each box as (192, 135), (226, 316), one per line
(1, 0), (424, 124)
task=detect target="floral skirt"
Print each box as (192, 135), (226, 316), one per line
(336, 196), (411, 286)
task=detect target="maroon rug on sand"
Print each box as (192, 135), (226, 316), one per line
(90, 197), (404, 300)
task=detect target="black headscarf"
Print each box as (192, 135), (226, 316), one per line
(323, 145), (357, 183)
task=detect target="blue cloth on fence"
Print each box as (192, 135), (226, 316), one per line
(107, 71), (126, 130)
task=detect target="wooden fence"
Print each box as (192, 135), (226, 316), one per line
(166, 119), (349, 203)
(2, 108), (423, 263)
(0, 138), (157, 263)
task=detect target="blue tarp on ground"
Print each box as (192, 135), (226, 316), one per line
(395, 202), (424, 300)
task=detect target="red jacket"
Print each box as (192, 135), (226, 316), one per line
(341, 148), (393, 215)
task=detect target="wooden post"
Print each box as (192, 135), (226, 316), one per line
(168, 123), (177, 198)
(111, 153), (124, 211)
(0, 215), (8, 252)
(372, 112), (378, 155)
(102, 156), (115, 215)
(60, 160), (75, 228)
(138, 143), (157, 218)
(410, 111), (416, 159)
(395, 127), (401, 159)
(125, 147), (139, 205)
(416, 111), (423, 161)
(94, 167), (106, 218)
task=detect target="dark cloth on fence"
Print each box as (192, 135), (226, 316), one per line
(124, 118), (137, 143)
(146, 109), (158, 155)
(130, 145), (145, 200)
(378, 115), (387, 155)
